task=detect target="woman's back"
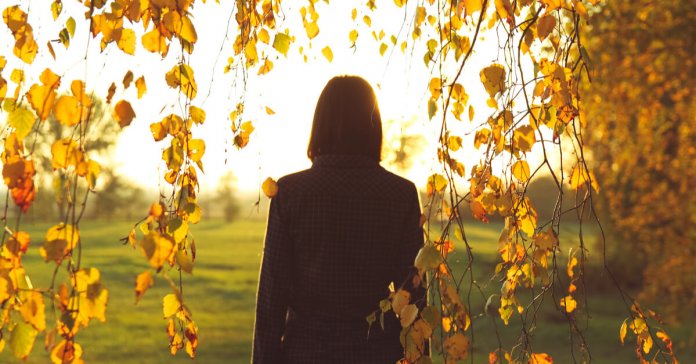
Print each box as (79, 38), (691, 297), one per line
(252, 75), (424, 363)
(254, 155), (423, 363)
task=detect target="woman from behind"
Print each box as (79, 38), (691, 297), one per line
(252, 75), (424, 363)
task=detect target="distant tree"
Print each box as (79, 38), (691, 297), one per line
(29, 97), (121, 221)
(215, 171), (240, 223)
(582, 0), (696, 316)
(382, 117), (425, 174)
(91, 169), (148, 221)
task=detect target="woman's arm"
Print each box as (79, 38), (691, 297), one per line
(252, 187), (292, 363)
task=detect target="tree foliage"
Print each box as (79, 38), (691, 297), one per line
(0, 0), (684, 362)
(582, 0), (696, 318)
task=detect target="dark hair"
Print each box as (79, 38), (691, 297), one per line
(307, 76), (382, 161)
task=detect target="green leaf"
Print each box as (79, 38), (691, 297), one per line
(428, 98), (437, 120)
(8, 107), (35, 141)
(9, 321), (37, 360)
(176, 250), (193, 274)
(414, 245), (442, 273)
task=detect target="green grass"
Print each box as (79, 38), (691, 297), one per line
(1, 219), (693, 363)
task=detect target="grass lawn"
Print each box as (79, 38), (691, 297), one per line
(1, 219), (693, 363)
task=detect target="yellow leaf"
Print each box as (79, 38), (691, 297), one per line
(512, 160), (530, 182)
(179, 15), (197, 44)
(426, 173), (447, 196)
(257, 58), (273, 75)
(187, 139), (205, 162)
(469, 105), (475, 121)
(541, 0), (562, 11)
(513, 125), (536, 153)
(117, 28), (136, 55)
(165, 64), (197, 99)
(258, 28), (270, 44)
(135, 271), (153, 303)
(643, 334), (653, 354)
(163, 293), (181, 318)
(272, 33), (291, 56)
(150, 122), (168, 141)
(462, 0), (484, 17)
(265, 106), (275, 115)
(19, 291), (46, 332)
(619, 319), (627, 344)
(567, 255), (578, 278)
(85, 159), (100, 189)
(53, 96), (80, 126)
(304, 21), (319, 39)
(394, 0), (407, 7)
(262, 177), (278, 198)
(321, 46), (333, 62)
(447, 136), (462, 151)
(142, 27), (168, 56)
(244, 38), (258, 63)
(189, 106), (205, 124)
(135, 76), (146, 99)
(363, 15), (371, 27)
(349, 29), (358, 43)
(569, 164), (599, 192)
(480, 64), (506, 98)
(51, 1), (62, 20)
(168, 218), (189, 245)
(429, 77), (442, 99)
(374, 43), (385, 57)
(50, 340), (82, 364)
(40, 223), (79, 263)
(66, 17), (76, 37)
(8, 107), (35, 141)
(560, 295), (577, 313)
(140, 232), (175, 269)
(50, 139), (82, 169)
(114, 100), (135, 127)
(533, 227), (558, 251)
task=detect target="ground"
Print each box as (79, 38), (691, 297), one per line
(2, 219), (694, 363)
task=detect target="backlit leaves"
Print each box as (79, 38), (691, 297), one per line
(9, 321), (37, 360)
(135, 271), (154, 303)
(40, 223), (79, 264)
(321, 46), (333, 62)
(165, 64), (197, 99)
(8, 107), (35, 141)
(480, 64), (506, 99)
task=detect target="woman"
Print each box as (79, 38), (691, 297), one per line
(252, 76), (424, 363)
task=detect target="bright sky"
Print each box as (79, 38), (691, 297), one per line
(1, 1), (561, 195)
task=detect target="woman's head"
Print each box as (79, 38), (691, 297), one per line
(307, 75), (382, 161)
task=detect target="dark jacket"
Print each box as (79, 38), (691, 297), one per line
(252, 155), (424, 363)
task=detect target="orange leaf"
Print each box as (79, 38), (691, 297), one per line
(262, 177), (278, 198)
(114, 100), (135, 127)
(134, 271), (154, 303)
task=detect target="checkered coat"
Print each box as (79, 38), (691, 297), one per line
(252, 155), (424, 364)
